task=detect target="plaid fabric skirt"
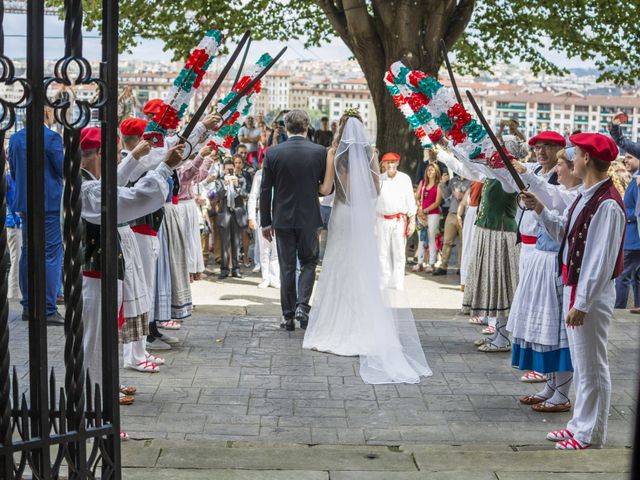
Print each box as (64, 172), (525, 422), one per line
(462, 226), (519, 318)
(119, 312), (149, 344)
(164, 203), (192, 320)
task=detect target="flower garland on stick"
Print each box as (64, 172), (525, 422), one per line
(384, 61), (494, 163)
(145, 29), (224, 136)
(206, 54), (272, 152)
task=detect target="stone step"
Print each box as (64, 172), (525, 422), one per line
(121, 439), (631, 478)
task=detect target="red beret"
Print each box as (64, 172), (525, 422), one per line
(120, 117), (148, 136)
(381, 152), (401, 162)
(428, 128), (443, 144)
(143, 99), (164, 117)
(528, 131), (566, 148)
(80, 127), (101, 151)
(570, 133), (619, 163)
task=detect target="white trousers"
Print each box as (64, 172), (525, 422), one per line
(7, 227), (22, 299)
(123, 339), (146, 366)
(134, 232), (160, 323)
(417, 214), (439, 266)
(377, 217), (406, 290)
(180, 200), (205, 274)
(83, 276), (123, 389)
(258, 229), (279, 284)
(563, 281), (613, 447)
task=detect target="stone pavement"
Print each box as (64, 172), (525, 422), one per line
(6, 270), (637, 477)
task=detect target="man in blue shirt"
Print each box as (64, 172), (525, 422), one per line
(8, 106), (64, 324)
(610, 113), (640, 311)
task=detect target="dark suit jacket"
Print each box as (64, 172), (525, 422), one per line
(213, 177), (248, 228)
(260, 136), (327, 229)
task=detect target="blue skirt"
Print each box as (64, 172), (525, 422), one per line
(512, 339), (573, 373)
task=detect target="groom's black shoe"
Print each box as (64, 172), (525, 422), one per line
(295, 307), (309, 330)
(280, 317), (295, 331)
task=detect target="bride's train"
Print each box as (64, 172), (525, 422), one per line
(302, 117), (431, 384)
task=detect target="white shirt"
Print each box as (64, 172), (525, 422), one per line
(376, 171), (417, 217)
(82, 162), (172, 225)
(248, 168), (262, 221)
(536, 178), (625, 312)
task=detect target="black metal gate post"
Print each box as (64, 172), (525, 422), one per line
(0, 1), (32, 478)
(0, 0), (122, 478)
(26, 1), (51, 476)
(100, 0), (122, 476)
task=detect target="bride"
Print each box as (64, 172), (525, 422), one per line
(302, 111), (432, 384)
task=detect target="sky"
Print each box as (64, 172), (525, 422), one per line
(4, 12), (591, 69)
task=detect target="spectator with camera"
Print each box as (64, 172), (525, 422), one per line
(213, 159), (249, 279)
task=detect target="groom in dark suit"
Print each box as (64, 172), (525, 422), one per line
(260, 110), (327, 331)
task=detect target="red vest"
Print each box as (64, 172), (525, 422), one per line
(560, 178), (625, 286)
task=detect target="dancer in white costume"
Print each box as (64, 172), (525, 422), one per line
(302, 113), (431, 385)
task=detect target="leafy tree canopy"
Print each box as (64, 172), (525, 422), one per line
(51, 0), (640, 85)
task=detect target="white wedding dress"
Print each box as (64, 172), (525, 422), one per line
(302, 118), (432, 384)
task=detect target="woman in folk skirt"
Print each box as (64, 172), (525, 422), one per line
(437, 147), (520, 352)
(119, 225), (163, 372)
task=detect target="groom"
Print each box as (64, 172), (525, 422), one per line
(260, 110), (328, 331)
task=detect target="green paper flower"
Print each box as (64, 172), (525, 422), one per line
(436, 113), (453, 132)
(257, 54), (273, 68)
(417, 77), (442, 98)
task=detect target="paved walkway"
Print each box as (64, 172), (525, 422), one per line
(6, 270), (637, 477)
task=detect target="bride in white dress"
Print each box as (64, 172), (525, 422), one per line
(302, 113), (432, 384)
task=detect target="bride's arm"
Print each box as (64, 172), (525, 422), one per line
(319, 148), (336, 196)
(370, 149), (381, 195)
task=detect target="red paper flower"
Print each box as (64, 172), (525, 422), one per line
(153, 105), (180, 130)
(393, 95), (407, 107)
(194, 70), (206, 89)
(385, 71), (395, 84)
(408, 70), (427, 88)
(447, 103), (472, 128)
(229, 111), (241, 124)
(407, 94), (426, 113)
(186, 48), (209, 70)
(234, 76), (251, 93)
(487, 149), (513, 169)
(449, 125), (467, 145)
(223, 136), (234, 148)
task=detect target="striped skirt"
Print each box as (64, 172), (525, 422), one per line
(164, 203), (193, 320)
(462, 226), (519, 318)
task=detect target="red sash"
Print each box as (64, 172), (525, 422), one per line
(382, 213), (408, 238)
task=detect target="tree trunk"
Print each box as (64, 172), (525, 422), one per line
(315, 0), (476, 178)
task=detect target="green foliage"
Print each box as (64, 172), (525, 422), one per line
(456, 0), (640, 84)
(49, 0), (640, 85)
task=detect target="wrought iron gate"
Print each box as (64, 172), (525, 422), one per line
(0, 1), (122, 478)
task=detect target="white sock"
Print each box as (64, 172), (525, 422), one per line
(536, 373), (556, 400)
(547, 372), (572, 404)
(489, 317), (510, 347)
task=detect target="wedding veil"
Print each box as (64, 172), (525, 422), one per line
(332, 118), (432, 384)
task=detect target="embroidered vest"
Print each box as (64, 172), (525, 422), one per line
(81, 169), (125, 280)
(559, 178), (625, 286)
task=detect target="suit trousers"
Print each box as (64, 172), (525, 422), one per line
(563, 281), (613, 447)
(19, 212), (63, 315)
(219, 217), (242, 273)
(614, 249), (640, 308)
(275, 227), (319, 319)
(440, 212), (462, 269)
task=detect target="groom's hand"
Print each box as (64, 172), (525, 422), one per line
(262, 226), (273, 242)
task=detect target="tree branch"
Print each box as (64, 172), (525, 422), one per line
(314, 0), (353, 50)
(443, 0), (476, 50)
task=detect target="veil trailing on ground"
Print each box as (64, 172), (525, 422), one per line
(309, 117), (431, 384)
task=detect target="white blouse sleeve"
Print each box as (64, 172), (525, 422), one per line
(117, 153), (140, 187)
(536, 206), (568, 244)
(573, 200), (626, 313)
(82, 163), (172, 225)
